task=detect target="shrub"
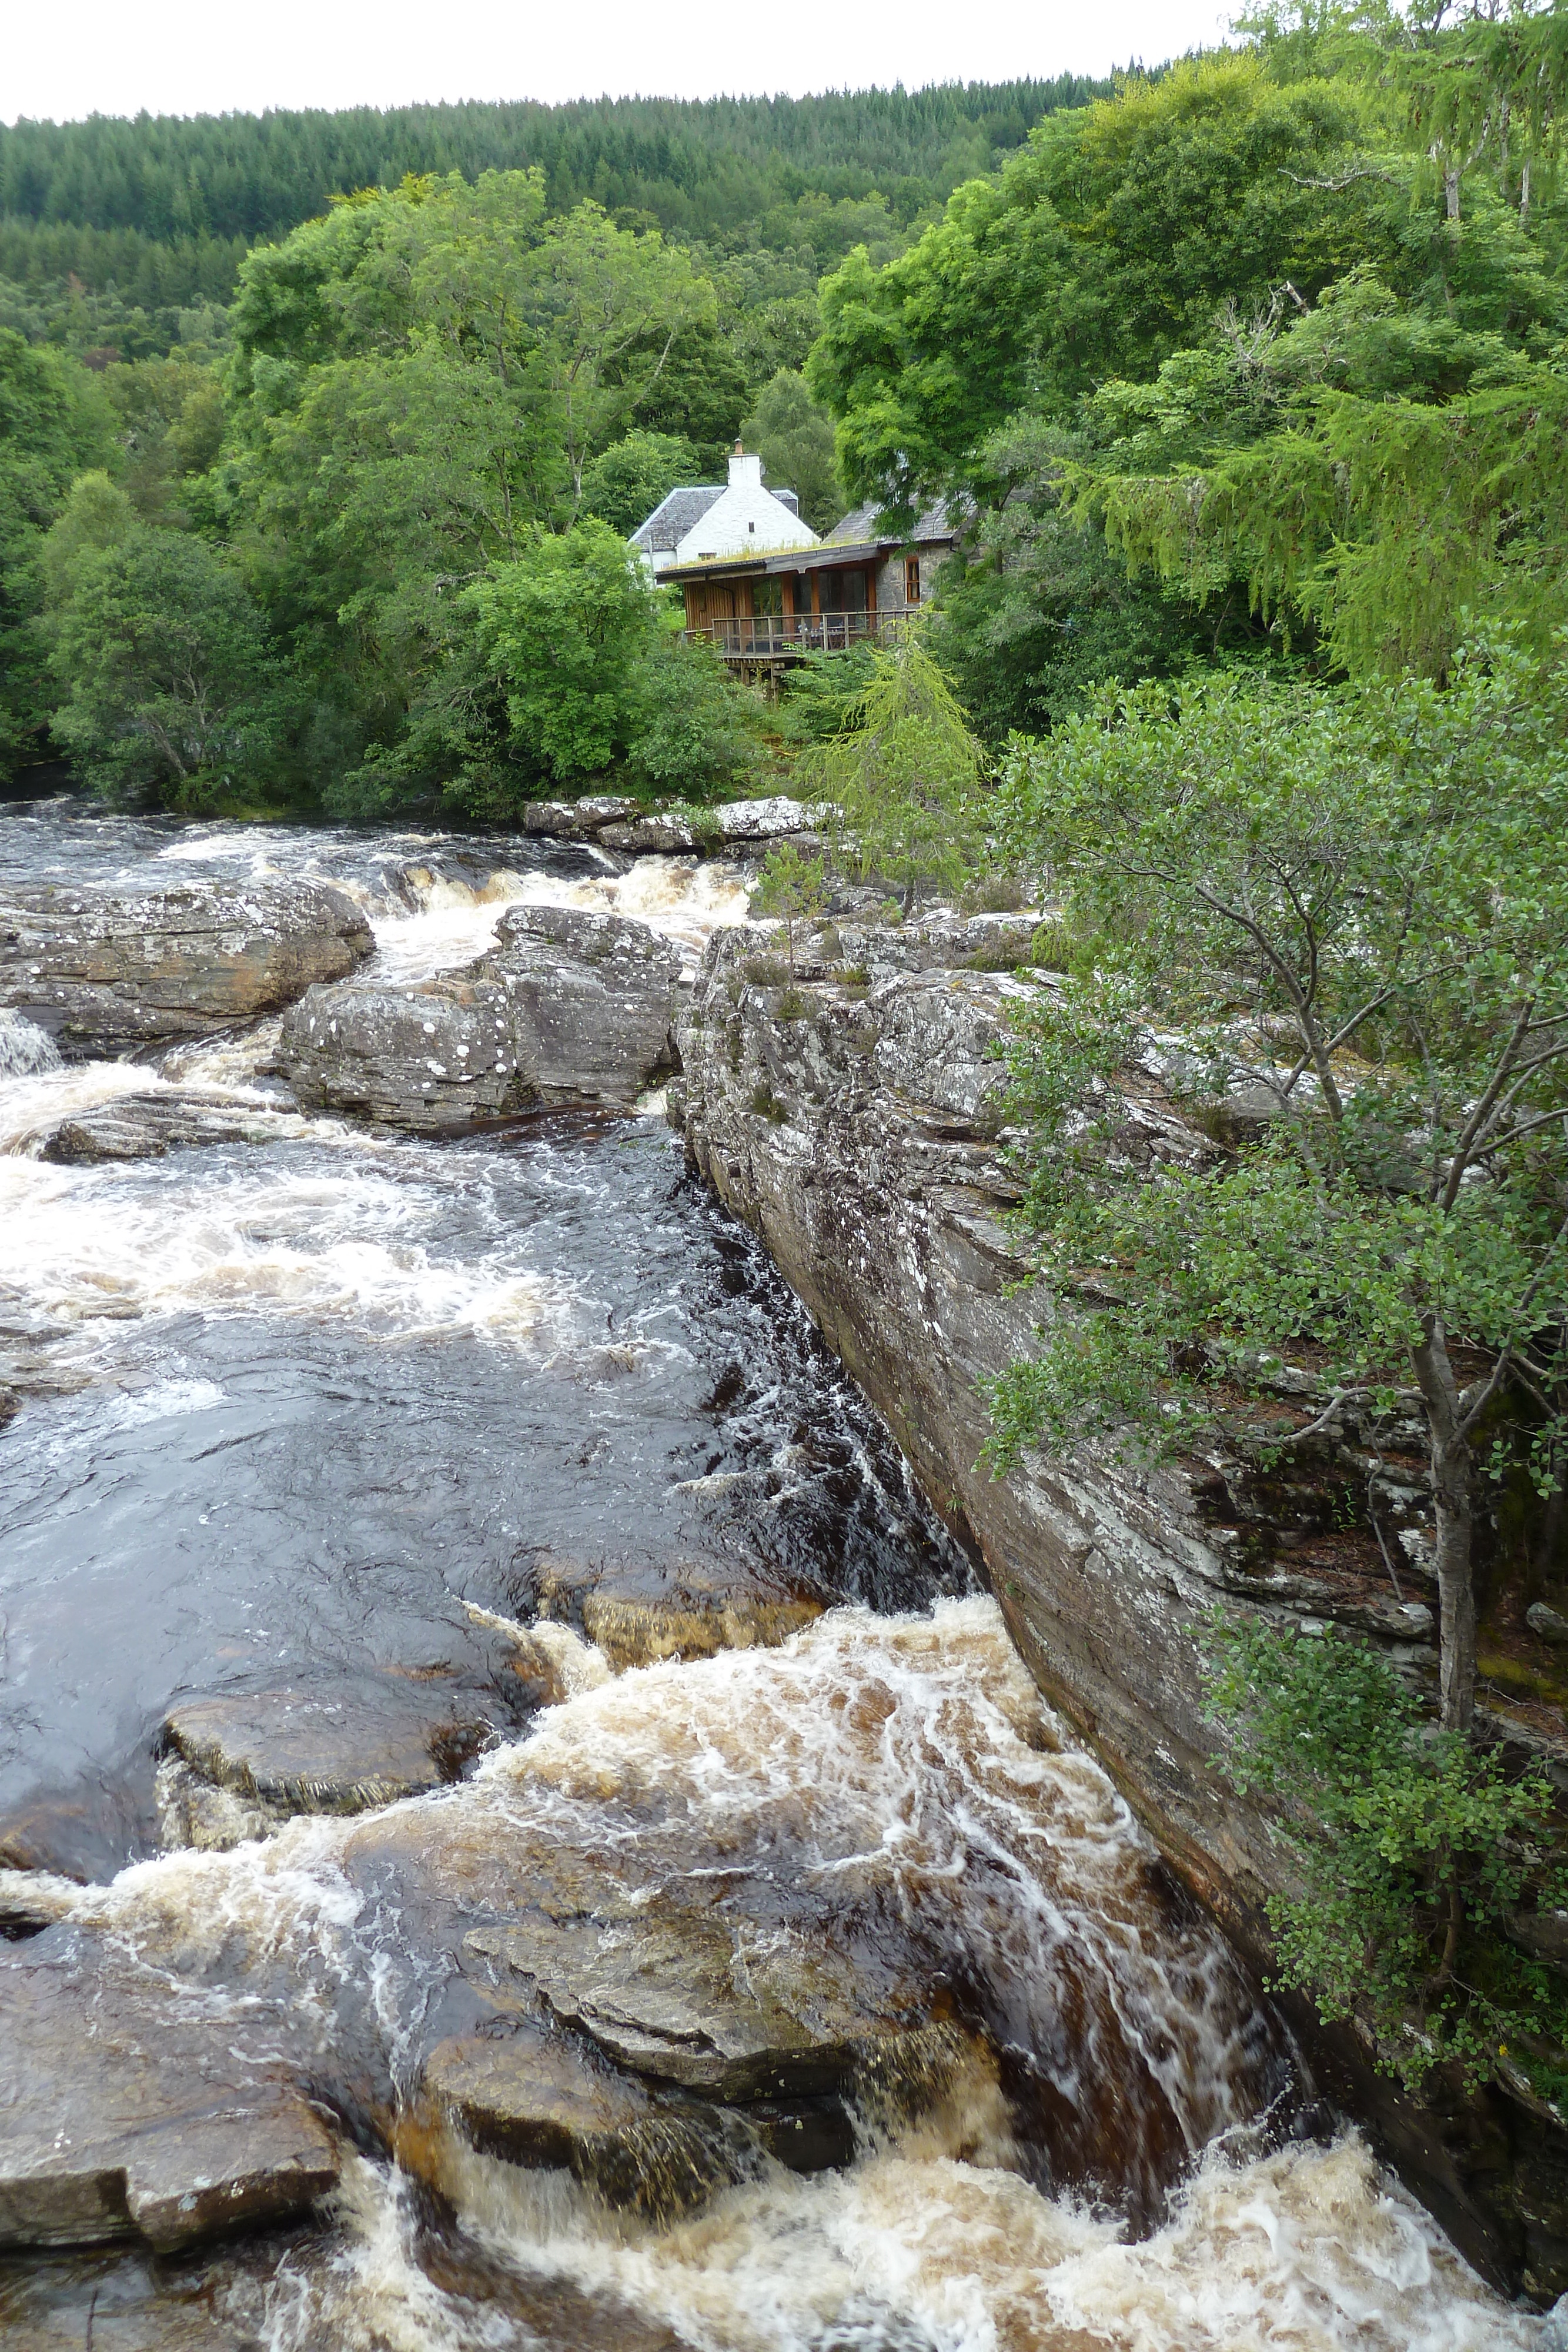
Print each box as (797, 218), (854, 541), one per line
(1205, 1615), (1568, 2093)
(48, 529), (281, 804)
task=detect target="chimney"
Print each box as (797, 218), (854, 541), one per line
(728, 440), (762, 489)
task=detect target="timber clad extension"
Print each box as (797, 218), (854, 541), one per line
(628, 445), (956, 667)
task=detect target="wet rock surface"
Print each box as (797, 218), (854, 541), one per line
(0, 1601), (1286, 2264)
(278, 903), (684, 1131)
(35, 1087), (297, 1164)
(673, 906), (1568, 2299)
(521, 793), (821, 853)
(0, 880), (373, 1058)
(159, 1681), (494, 1833)
(0, 1945), (340, 2253)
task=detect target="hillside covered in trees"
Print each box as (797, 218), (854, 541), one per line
(0, 82), (1106, 363)
(3, 6), (1567, 821)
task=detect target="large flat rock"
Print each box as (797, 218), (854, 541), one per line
(0, 1943), (339, 2253)
(521, 794), (822, 851)
(36, 1087), (302, 1164)
(0, 880), (373, 1059)
(161, 1683), (493, 1825)
(421, 2028), (767, 2219)
(279, 904), (683, 1132)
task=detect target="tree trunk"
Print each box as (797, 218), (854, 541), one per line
(1412, 1313), (1477, 1733)
(1430, 1447), (1476, 1734)
(1445, 166), (1462, 222)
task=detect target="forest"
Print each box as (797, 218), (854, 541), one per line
(1, 6), (1566, 825)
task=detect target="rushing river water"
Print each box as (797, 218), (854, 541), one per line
(0, 801), (1543, 2349)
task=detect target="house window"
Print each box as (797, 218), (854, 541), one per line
(841, 569), (867, 613)
(753, 579), (783, 616)
(905, 556), (921, 606)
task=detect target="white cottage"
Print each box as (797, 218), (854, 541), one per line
(629, 443), (818, 581)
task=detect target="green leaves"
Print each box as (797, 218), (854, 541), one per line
(803, 629), (986, 900)
(740, 370), (844, 536)
(46, 529), (280, 804)
(991, 641), (1568, 1742)
(808, 52), (1399, 516)
(1070, 362), (1568, 677)
(1203, 1616), (1567, 2089)
(464, 522), (654, 782)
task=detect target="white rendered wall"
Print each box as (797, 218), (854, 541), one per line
(673, 450), (819, 567)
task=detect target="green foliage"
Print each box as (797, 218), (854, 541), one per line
(803, 629), (986, 901)
(47, 530), (280, 804)
(0, 327), (116, 771)
(754, 840), (828, 976)
(623, 632), (761, 800)
(99, 357), (226, 524)
(38, 470), (136, 606)
(352, 523), (767, 818)
(741, 369), (844, 533)
(580, 430), (698, 536)
(464, 522), (654, 783)
(1064, 310), (1568, 677)
(230, 176), (713, 520)
(809, 52), (1399, 518)
(774, 640), (882, 746)
(988, 643), (1568, 1729)
(1203, 1615), (1568, 2091)
(0, 83), (1103, 252)
(931, 414), (1268, 741)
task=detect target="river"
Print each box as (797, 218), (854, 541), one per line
(0, 801), (1537, 2349)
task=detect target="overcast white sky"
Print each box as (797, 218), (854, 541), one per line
(2, 0), (1237, 126)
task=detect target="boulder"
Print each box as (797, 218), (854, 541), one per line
(278, 978), (529, 1132)
(706, 794), (826, 844)
(464, 1904), (945, 2103)
(161, 1683), (492, 1829)
(518, 794), (823, 852)
(0, 880), (373, 1059)
(279, 904), (683, 1132)
(418, 2024), (851, 2217)
(419, 2027), (757, 2219)
(0, 1944), (339, 2253)
(598, 813), (700, 853)
(36, 1088), (300, 1165)
(580, 1587), (822, 1671)
(474, 904), (684, 1102)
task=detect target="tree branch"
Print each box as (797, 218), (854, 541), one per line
(1441, 995), (1534, 1211)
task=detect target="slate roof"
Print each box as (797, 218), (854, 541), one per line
(630, 486), (724, 556)
(631, 482), (810, 559)
(825, 497), (957, 547)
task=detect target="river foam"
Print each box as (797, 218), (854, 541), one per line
(0, 804), (1545, 2349)
(144, 1595), (1519, 2352)
(0, 1151), (573, 1352)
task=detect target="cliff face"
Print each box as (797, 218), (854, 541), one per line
(672, 908), (1568, 2301)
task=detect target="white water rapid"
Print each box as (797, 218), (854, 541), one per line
(0, 802), (1546, 2350)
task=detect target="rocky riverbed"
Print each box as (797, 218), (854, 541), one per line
(0, 797), (1549, 2350)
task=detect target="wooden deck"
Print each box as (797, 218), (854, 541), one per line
(683, 608), (915, 662)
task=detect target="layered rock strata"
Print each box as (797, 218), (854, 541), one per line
(520, 793), (822, 853)
(671, 908), (1568, 2300)
(278, 903), (683, 1131)
(0, 880), (373, 1057)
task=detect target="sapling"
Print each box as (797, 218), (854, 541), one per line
(754, 840), (827, 980)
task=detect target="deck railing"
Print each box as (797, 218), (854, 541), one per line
(683, 606), (915, 659)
